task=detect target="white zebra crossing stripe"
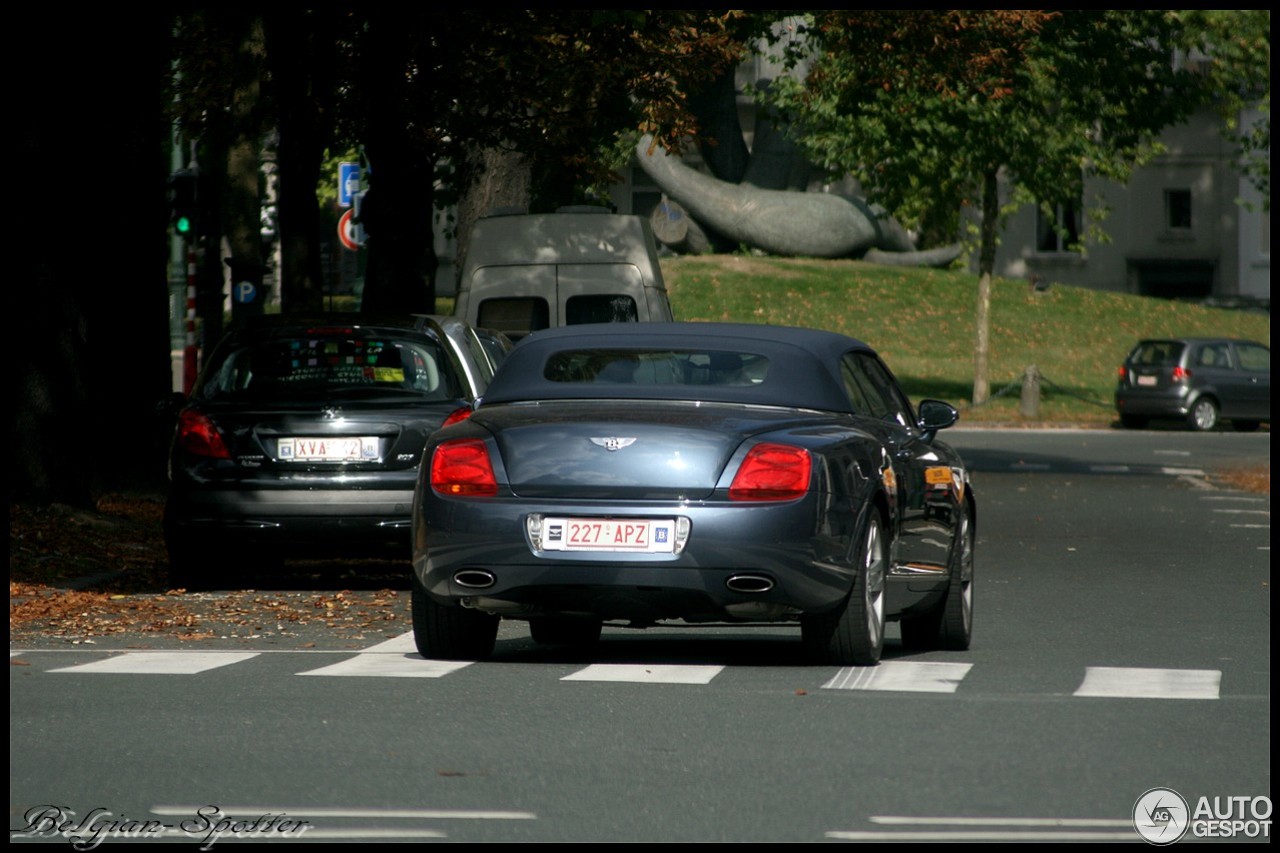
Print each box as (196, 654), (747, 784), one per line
(1073, 667), (1221, 700)
(354, 634), (419, 654)
(822, 661), (974, 693)
(561, 664), (724, 684)
(298, 657), (472, 678)
(48, 652), (259, 674)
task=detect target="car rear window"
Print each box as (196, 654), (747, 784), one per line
(543, 349), (768, 387)
(478, 298), (550, 338)
(202, 334), (459, 401)
(1129, 341), (1185, 367)
(565, 294), (638, 324)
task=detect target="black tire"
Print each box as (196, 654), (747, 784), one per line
(411, 573), (499, 660)
(900, 508), (974, 652)
(1232, 419), (1261, 433)
(1187, 397), (1219, 431)
(528, 618), (603, 646)
(802, 514), (886, 666)
(1119, 414), (1149, 429)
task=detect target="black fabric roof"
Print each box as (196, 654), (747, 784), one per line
(480, 322), (876, 412)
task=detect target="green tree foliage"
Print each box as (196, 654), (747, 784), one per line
(168, 10), (747, 314)
(761, 10), (1241, 402)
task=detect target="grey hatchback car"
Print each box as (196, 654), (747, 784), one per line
(1115, 338), (1270, 431)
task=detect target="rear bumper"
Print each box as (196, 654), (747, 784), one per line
(412, 493), (863, 624)
(1115, 387), (1192, 418)
(165, 488), (416, 557)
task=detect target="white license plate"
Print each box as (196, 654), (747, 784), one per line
(542, 517), (676, 553)
(278, 436), (379, 462)
(1136, 375), (1157, 387)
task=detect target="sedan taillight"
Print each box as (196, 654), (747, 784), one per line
(1171, 366), (1191, 383)
(729, 443), (811, 501)
(177, 410), (231, 459)
(431, 438), (498, 496)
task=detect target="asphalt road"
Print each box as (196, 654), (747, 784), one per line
(10, 430), (1270, 843)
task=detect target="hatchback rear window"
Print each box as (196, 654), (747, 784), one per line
(1128, 341), (1185, 366)
(203, 335), (459, 401)
(543, 349), (768, 387)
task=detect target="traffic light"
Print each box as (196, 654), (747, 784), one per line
(169, 170), (200, 237)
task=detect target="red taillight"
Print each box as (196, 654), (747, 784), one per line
(1171, 366), (1191, 382)
(440, 406), (474, 428)
(431, 439), (498, 496)
(177, 410), (231, 459)
(1117, 366), (1128, 380)
(729, 443), (811, 501)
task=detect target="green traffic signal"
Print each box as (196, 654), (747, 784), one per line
(169, 170), (200, 238)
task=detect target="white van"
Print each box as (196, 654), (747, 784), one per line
(454, 209), (674, 340)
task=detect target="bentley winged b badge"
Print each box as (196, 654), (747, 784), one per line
(589, 437), (637, 452)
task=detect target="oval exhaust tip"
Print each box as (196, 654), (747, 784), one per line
(726, 574), (775, 593)
(454, 569), (496, 589)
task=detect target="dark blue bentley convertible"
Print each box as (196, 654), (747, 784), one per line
(411, 323), (974, 665)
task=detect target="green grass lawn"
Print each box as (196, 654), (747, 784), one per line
(661, 255), (1270, 426)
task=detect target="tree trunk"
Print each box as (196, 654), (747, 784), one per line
(264, 9), (329, 313)
(972, 167), (1000, 406)
(13, 9), (174, 503)
(224, 16), (268, 326)
(454, 146), (533, 285)
(360, 151), (437, 314)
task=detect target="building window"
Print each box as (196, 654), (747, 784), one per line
(1036, 201), (1081, 253)
(1165, 189), (1192, 230)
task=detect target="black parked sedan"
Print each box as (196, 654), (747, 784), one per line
(1115, 338), (1270, 431)
(412, 322), (974, 665)
(165, 314), (508, 588)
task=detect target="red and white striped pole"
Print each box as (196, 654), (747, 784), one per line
(183, 246), (198, 395)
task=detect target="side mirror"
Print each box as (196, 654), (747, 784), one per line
(917, 399), (959, 440)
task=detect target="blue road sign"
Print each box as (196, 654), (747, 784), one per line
(339, 162), (361, 208)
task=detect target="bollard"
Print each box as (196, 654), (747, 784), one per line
(1020, 364), (1041, 418)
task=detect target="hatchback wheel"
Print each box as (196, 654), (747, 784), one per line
(802, 514), (885, 666)
(411, 573), (499, 660)
(1187, 397), (1219, 431)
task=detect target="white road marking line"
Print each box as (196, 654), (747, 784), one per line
(1073, 666), (1220, 700)
(357, 633), (419, 654)
(1089, 465), (1130, 473)
(1202, 495), (1267, 502)
(561, 664), (724, 684)
(823, 662), (973, 693)
(870, 816), (1130, 827)
(826, 830), (1137, 840)
(1161, 467), (1206, 476)
(130, 827), (448, 841)
(1152, 450), (1192, 456)
(298, 657), (472, 678)
(151, 806), (536, 820)
(1230, 524), (1271, 529)
(48, 651), (259, 675)
(1213, 509), (1270, 515)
